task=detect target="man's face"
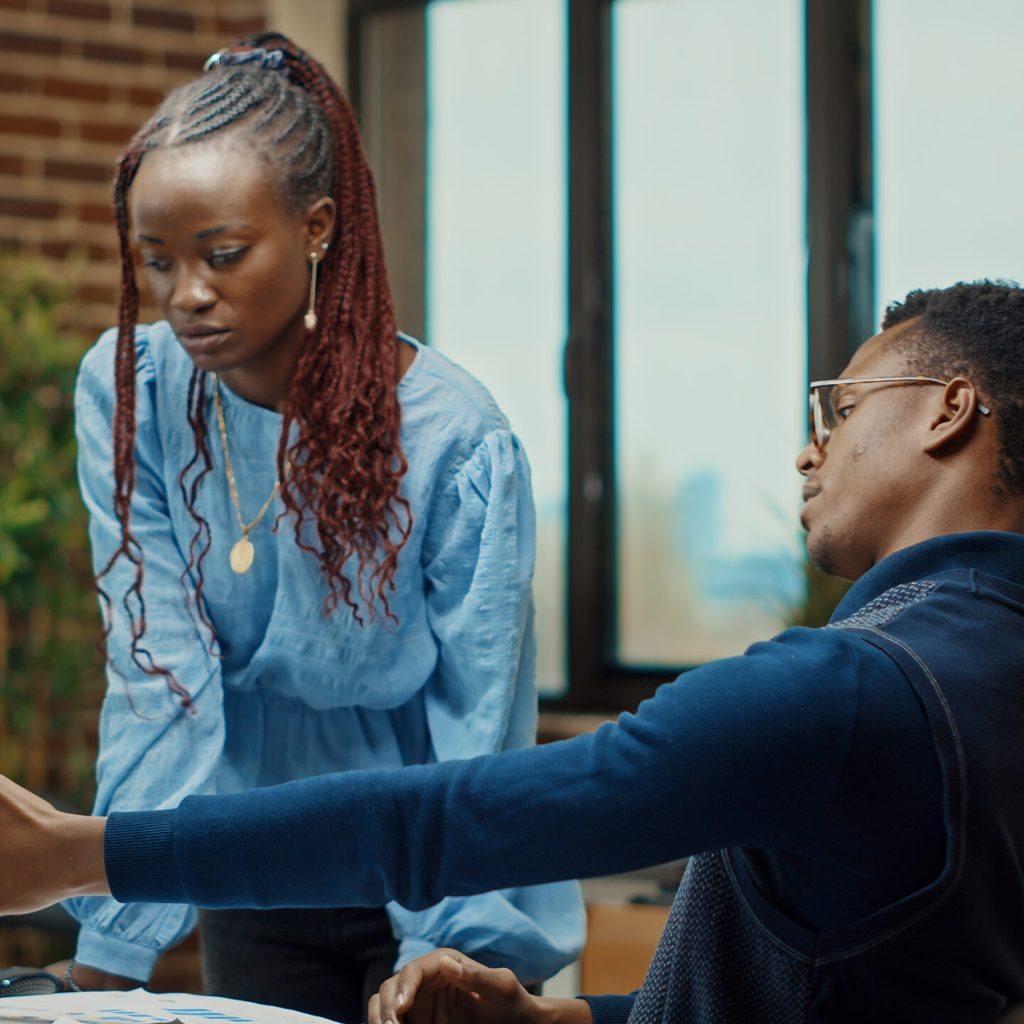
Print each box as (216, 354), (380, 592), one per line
(796, 326), (933, 580)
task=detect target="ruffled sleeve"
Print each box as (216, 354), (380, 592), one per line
(62, 329), (226, 981)
(385, 429), (585, 982)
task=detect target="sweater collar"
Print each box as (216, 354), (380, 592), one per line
(830, 531), (1024, 622)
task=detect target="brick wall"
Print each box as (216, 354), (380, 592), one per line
(0, 0), (270, 340)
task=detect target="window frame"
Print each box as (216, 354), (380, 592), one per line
(347, 0), (873, 713)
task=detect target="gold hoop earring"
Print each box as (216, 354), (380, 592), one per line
(304, 251), (320, 332)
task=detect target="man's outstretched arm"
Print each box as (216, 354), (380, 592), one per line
(1, 628), (865, 918)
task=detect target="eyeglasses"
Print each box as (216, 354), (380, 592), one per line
(808, 375), (992, 449)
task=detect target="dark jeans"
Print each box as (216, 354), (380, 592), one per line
(200, 907), (398, 1023)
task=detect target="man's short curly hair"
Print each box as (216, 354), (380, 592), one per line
(883, 280), (1024, 495)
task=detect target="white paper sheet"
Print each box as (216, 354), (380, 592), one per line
(0, 989), (343, 1024)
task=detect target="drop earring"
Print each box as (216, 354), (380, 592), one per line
(304, 250), (320, 331)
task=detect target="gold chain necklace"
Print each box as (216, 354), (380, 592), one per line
(211, 374), (286, 574)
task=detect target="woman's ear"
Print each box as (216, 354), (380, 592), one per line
(303, 196), (337, 253)
(922, 377), (986, 454)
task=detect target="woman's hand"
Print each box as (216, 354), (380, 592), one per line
(43, 960), (141, 992)
(368, 949), (592, 1024)
(0, 775), (108, 915)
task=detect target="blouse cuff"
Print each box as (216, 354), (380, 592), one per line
(395, 937), (436, 971)
(75, 927), (159, 983)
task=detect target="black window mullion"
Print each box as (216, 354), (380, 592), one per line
(553, 0), (666, 714)
(806, 0), (874, 380)
(562, 0), (612, 710)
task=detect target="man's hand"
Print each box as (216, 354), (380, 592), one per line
(368, 949), (592, 1024)
(0, 775), (109, 916)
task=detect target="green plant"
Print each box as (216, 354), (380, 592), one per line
(0, 253), (104, 808)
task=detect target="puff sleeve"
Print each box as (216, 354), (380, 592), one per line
(385, 429), (585, 983)
(63, 331), (226, 981)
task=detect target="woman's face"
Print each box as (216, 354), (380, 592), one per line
(129, 141), (334, 409)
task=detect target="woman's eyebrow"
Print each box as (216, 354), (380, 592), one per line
(135, 225), (242, 244)
(196, 224), (241, 239)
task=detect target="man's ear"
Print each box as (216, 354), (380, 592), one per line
(922, 377), (986, 454)
(303, 196), (337, 253)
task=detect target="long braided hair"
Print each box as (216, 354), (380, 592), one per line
(101, 34), (412, 707)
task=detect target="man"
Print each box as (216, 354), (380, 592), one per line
(4, 281), (1024, 1022)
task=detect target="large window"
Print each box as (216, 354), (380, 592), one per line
(354, 0), (1015, 712)
(612, 0), (805, 667)
(426, 0), (567, 694)
(874, 0), (1024, 317)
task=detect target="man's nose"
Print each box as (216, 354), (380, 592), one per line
(795, 439), (825, 476)
(169, 267), (216, 313)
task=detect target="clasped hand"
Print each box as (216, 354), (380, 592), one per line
(368, 949), (591, 1024)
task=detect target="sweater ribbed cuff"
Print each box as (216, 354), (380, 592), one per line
(577, 994), (636, 1024)
(105, 809), (186, 904)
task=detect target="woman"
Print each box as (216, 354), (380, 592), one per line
(61, 33), (583, 1022)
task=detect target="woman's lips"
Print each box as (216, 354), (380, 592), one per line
(177, 328), (231, 354)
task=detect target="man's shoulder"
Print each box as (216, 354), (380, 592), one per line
(831, 564), (1023, 641)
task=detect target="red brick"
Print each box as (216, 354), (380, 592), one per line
(132, 5), (195, 31)
(46, 0), (111, 19)
(81, 40), (145, 64)
(0, 72), (29, 93)
(44, 76), (111, 102)
(0, 115), (61, 137)
(76, 282), (116, 303)
(214, 16), (265, 37)
(0, 156), (23, 175)
(45, 159), (112, 184)
(81, 122), (137, 144)
(163, 50), (203, 71)
(127, 85), (166, 107)
(40, 240), (113, 260)
(80, 317), (110, 338)
(0, 31), (63, 56)
(0, 196), (60, 218)
(79, 202), (113, 223)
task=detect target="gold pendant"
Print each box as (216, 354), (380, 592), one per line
(230, 536), (255, 574)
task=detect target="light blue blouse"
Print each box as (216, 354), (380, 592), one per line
(66, 321), (584, 983)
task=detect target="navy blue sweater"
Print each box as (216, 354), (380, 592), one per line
(107, 533), (1024, 1022)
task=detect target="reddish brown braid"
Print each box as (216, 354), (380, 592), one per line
(179, 366), (217, 649)
(98, 116), (195, 707)
(100, 34), (412, 703)
(252, 33), (413, 621)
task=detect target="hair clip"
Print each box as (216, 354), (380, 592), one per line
(203, 46), (285, 73)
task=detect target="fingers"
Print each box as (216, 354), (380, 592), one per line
(373, 948), (481, 1024)
(368, 990), (382, 1024)
(369, 948), (532, 1024)
(437, 955), (522, 1005)
(374, 953), (439, 1024)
